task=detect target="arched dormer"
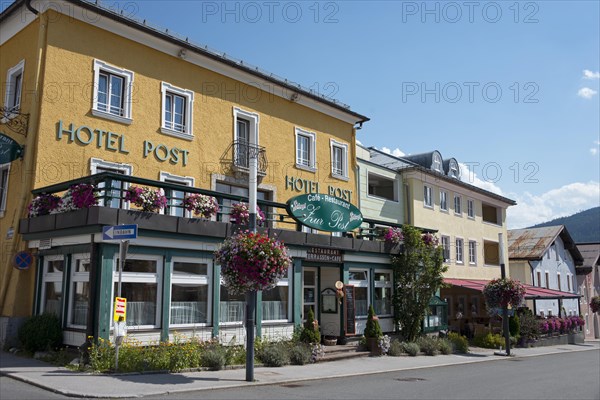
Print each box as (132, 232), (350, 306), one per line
(443, 157), (460, 179)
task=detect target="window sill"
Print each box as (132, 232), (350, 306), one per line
(440, 209), (449, 214)
(424, 204), (434, 210)
(295, 164), (316, 173)
(331, 173), (349, 182)
(467, 215), (475, 220)
(91, 109), (132, 125)
(366, 194), (399, 203)
(454, 213), (462, 217)
(160, 127), (194, 141)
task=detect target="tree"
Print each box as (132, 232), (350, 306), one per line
(392, 226), (447, 342)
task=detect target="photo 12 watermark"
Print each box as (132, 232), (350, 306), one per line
(400, 1), (540, 24)
(200, 1), (340, 24)
(401, 82), (540, 104)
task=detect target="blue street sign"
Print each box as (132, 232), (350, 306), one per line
(103, 224), (138, 240)
(14, 251), (33, 270)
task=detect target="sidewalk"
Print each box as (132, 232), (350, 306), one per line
(1, 342), (598, 399)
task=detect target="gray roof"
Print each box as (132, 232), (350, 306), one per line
(367, 147), (516, 206)
(401, 151), (442, 170)
(577, 243), (600, 269)
(508, 226), (584, 265)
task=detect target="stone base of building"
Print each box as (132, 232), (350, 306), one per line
(0, 316), (27, 350)
(523, 331), (585, 348)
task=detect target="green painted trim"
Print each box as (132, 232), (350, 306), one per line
(62, 254), (71, 329)
(341, 264), (350, 336)
(96, 246), (118, 341)
(293, 259), (302, 325)
(34, 256), (43, 315)
(343, 261), (390, 269)
(212, 264), (221, 338)
(256, 291), (262, 338)
(161, 254), (172, 342)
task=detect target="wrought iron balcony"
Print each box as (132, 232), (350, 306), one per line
(232, 140), (268, 175)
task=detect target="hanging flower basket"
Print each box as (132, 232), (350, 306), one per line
(124, 186), (167, 213)
(422, 232), (439, 247)
(384, 227), (403, 245)
(483, 278), (526, 309)
(229, 202), (266, 226)
(590, 296), (600, 313)
(214, 230), (291, 294)
(28, 193), (62, 217)
(182, 194), (219, 219)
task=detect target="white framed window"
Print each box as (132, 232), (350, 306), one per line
(440, 190), (448, 211)
(302, 267), (318, 321)
(263, 267), (291, 322)
(536, 271), (542, 287)
(90, 158), (133, 209)
(454, 195), (462, 215)
(0, 163), (10, 217)
(467, 199), (475, 218)
(233, 107), (260, 171)
(219, 284), (246, 325)
(374, 270), (392, 317)
(349, 269), (369, 318)
(92, 59), (134, 124)
(468, 240), (477, 265)
(432, 152), (442, 172)
(4, 59), (24, 112)
(68, 254), (90, 328)
(42, 255), (64, 318)
(161, 82), (194, 139)
(330, 139), (348, 180)
(441, 236), (451, 262)
(112, 255), (162, 328)
(295, 127), (316, 171)
(159, 172), (195, 218)
(423, 185), (433, 208)
(545, 271), (550, 289)
(557, 272), (561, 291)
(456, 238), (464, 264)
(567, 273), (571, 292)
(449, 159), (459, 178)
(170, 257), (211, 326)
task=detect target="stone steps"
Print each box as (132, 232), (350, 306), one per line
(319, 342), (370, 363)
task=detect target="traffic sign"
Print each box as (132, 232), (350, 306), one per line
(103, 224), (138, 240)
(113, 297), (127, 322)
(14, 251), (34, 270)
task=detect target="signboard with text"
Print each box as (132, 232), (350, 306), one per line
(113, 297), (127, 322)
(286, 193), (363, 232)
(0, 133), (24, 164)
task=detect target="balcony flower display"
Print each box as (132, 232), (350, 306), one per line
(28, 193), (62, 217)
(54, 183), (99, 213)
(182, 194), (219, 219)
(482, 278), (525, 309)
(384, 227), (403, 245)
(229, 202), (266, 226)
(214, 230), (291, 294)
(124, 186), (167, 213)
(422, 232), (439, 247)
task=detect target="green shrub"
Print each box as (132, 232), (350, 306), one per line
(518, 312), (540, 343)
(201, 344), (226, 371)
(416, 336), (438, 356)
(472, 333), (505, 349)
(387, 339), (404, 357)
(289, 343), (311, 365)
(437, 338), (452, 355)
(364, 305), (383, 338)
(258, 342), (290, 367)
(448, 332), (469, 354)
(402, 342), (420, 357)
(509, 315), (520, 337)
(88, 337), (114, 372)
(300, 308), (321, 344)
(18, 313), (63, 353)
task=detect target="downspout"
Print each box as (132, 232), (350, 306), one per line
(0, 2), (48, 314)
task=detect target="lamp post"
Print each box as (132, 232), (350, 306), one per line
(246, 138), (258, 382)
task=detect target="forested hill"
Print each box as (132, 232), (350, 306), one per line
(530, 207), (600, 243)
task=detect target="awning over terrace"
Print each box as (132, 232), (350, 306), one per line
(444, 278), (581, 300)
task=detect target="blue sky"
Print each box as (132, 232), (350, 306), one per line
(7, 0), (599, 227)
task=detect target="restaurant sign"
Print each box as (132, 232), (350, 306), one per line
(0, 133), (24, 164)
(306, 248), (342, 263)
(286, 193), (363, 232)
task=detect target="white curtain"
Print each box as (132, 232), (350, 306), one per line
(170, 301), (207, 324)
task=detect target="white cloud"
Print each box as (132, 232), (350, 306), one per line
(381, 147), (406, 157)
(591, 148), (598, 156)
(507, 181), (600, 229)
(577, 87), (598, 99)
(583, 69), (600, 79)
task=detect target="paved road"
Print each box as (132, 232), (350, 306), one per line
(140, 350), (600, 400)
(0, 376), (76, 400)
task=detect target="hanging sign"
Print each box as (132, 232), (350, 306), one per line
(286, 193), (363, 232)
(0, 133), (24, 164)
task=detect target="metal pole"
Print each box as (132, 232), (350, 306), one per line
(115, 239), (129, 370)
(498, 233), (510, 356)
(246, 131), (259, 382)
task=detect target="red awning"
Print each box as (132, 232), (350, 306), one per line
(444, 278), (580, 300)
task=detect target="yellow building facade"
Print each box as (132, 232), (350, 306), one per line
(1, 1), (380, 346)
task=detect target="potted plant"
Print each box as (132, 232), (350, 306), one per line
(28, 193), (62, 217)
(229, 202), (266, 226)
(124, 186), (167, 213)
(364, 304), (383, 353)
(300, 308), (321, 344)
(214, 230), (291, 294)
(54, 183), (99, 213)
(384, 227), (403, 245)
(182, 193), (219, 219)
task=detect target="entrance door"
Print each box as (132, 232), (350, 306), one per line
(302, 268), (318, 321)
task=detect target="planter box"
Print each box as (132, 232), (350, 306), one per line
(178, 218), (227, 237)
(331, 236), (354, 250)
(118, 210), (178, 232)
(306, 233), (331, 246)
(353, 239), (381, 253)
(87, 206), (118, 226)
(55, 208), (90, 229)
(27, 214), (56, 233)
(269, 229), (306, 245)
(568, 331), (585, 344)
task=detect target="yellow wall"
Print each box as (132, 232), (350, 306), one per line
(508, 260), (532, 285)
(404, 173), (511, 281)
(34, 12), (357, 202)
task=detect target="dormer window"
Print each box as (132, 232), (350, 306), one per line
(432, 152), (442, 172)
(449, 160), (459, 178)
